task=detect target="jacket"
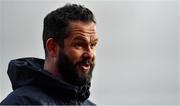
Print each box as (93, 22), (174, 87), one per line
(0, 57), (95, 105)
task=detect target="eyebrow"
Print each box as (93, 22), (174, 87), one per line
(92, 38), (98, 43)
(72, 36), (88, 42)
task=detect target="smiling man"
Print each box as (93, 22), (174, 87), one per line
(1, 4), (98, 105)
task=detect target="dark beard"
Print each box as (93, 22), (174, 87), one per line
(56, 50), (95, 86)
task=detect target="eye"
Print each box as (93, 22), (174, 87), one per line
(74, 41), (85, 49)
(90, 42), (97, 49)
(75, 42), (82, 47)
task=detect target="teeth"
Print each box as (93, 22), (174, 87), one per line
(80, 63), (90, 70)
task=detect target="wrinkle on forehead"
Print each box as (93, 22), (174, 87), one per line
(71, 29), (96, 35)
(63, 21), (98, 48)
(69, 21), (97, 36)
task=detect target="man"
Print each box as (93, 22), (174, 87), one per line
(1, 3), (98, 105)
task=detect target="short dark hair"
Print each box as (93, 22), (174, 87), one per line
(42, 3), (96, 58)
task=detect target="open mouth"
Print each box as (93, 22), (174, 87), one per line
(78, 62), (90, 72)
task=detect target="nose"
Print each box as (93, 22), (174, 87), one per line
(82, 47), (95, 59)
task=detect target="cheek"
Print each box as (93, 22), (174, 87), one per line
(65, 49), (83, 63)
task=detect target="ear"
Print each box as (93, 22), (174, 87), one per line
(46, 38), (59, 58)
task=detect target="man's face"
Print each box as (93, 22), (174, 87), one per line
(56, 21), (98, 86)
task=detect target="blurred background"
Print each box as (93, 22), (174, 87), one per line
(0, 0), (180, 105)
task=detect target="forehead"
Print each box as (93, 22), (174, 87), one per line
(69, 21), (96, 30)
(68, 21), (97, 39)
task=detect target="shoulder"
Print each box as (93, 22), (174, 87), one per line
(0, 86), (55, 105)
